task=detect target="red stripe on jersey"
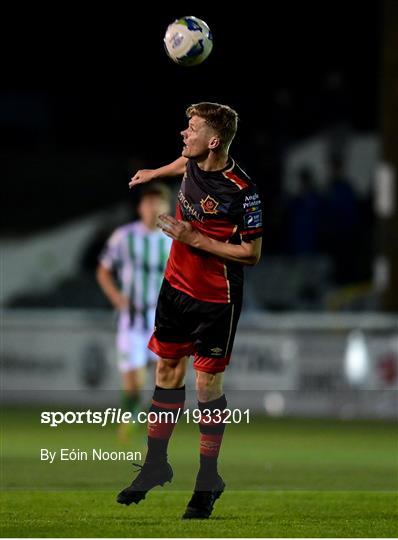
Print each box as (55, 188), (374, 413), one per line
(194, 218), (237, 242)
(223, 170), (249, 190)
(165, 244), (230, 303)
(166, 208), (236, 303)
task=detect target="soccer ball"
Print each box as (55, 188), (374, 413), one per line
(164, 16), (213, 66)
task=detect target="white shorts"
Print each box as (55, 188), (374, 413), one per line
(116, 310), (158, 373)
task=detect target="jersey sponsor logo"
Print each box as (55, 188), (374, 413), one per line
(243, 193), (261, 209)
(178, 190), (204, 222)
(244, 210), (262, 229)
(244, 193), (260, 201)
(200, 195), (219, 214)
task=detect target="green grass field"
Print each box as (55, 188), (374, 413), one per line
(1, 408), (397, 537)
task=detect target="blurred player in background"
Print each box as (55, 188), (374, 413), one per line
(97, 184), (172, 441)
(117, 102), (263, 519)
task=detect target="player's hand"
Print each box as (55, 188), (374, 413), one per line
(158, 214), (200, 245)
(129, 169), (156, 188)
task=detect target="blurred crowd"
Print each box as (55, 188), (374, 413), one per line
(265, 154), (373, 286)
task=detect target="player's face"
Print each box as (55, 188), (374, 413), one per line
(138, 195), (170, 229)
(181, 116), (216, 159)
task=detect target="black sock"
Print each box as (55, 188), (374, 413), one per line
(199, 454), (218, 478)
(196, 394), (227, 488)
(145, 385), (185, 465)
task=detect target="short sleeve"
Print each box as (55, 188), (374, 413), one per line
(98, 228), (123, 269)
(235, 185), (263, 241)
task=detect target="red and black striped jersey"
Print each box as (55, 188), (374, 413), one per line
(165, 158), (263, 304)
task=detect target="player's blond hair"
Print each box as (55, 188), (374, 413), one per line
(186, 102), (238, 150)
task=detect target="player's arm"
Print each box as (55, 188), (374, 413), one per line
(129, 157), (188, 188)
(158, 215), (262, 266)
(96, 263), (129, 310)
(194, 234), (262, 265)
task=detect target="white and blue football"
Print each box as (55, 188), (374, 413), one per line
(164, 16), (213, 66)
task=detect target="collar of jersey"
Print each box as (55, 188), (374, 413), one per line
(193, 157), (234, 175)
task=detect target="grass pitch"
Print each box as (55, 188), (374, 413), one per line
(1, 408), (397, 537)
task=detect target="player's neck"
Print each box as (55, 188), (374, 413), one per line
(140, 219), (157, 231)
(196, 151), (229, 172)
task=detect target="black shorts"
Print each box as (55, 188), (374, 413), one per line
(148, 278), (242, 373)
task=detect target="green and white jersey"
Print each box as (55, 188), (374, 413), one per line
(100, 221), (172, 320)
